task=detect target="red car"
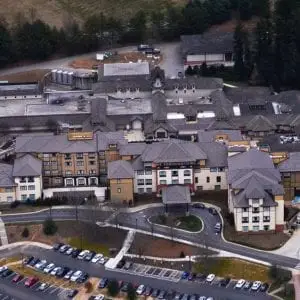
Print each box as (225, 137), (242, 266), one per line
(12, 274), (24, 283)
(24, 276), (39, 287)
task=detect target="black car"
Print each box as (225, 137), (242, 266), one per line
(52, 243), (63, 251)
(196, 273), (206, 281)
(121, 282), (130, 292)
(23, 256), (34, 265)
(143, 286), (152, 296)
(67, 289), (78, 298)
(56, 267), (70, 278)
(98, 278), (109, 289)
(1, 269), (13, 278)
(220, 277), (231, 287)
(194, 203), (205, 209)
(209, 207), (218, 215)
(158, 290), (166, 299)
(84, 251), (96, 262)
(77, 273), (89, 283)
(71, 249), (81, 258)
(28, 258), (40, 267)
(260, 283), (269, 292)
(151, 288), (160, 297)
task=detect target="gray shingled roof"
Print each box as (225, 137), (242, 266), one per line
(119, 143), (147, 156)
(278, 152), (300, 172)
(107, 160), (134, 179)
(13, 154), (42, 177)
(197, 142), (228, 167)
(164, 76), (223, 90)
(197, 130), (243, 143)
(0, 164), (15, 187)
(246, 115), (276, 132)
(162, 185), (191, 204)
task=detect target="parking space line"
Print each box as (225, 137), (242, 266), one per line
(30, 282), (40, 289)
(49, 286), (60, 294)
(17, 278), (26, 285)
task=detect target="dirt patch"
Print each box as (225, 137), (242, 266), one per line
(0, 69), (50, 83)
(69, 51), (162, 69)
(6, 221), (127, 256)
(128, 233), (212, 258)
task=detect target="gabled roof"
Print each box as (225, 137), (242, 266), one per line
(246, 115), (276, 132)
(162, 185), (191, 204)
(278, 152), (300, 172)
(197, 130), (243, 143)
(119, 143), (147, 156)
(0, 164), (15, 187)
(107, 160), (134, 179)
(13, 154), (42, 177)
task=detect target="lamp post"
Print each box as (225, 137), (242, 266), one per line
(135, 218), (138, 231)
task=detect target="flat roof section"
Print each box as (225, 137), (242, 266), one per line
(107, 98), (152, 115)
(103, 62), (150, 77)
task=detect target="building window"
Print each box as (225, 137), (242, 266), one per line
(242, 208), (248, 212)
(214, 185), (221, 190)
(89, 170), (96, 175)
(156, 131), (166, 139)
(65, 162), (72, 167)
(65, 171), (72, 176)
(160, 180), (167, 185)
(89, 161), (95, 165)
(77, 178), (86, 186)
(90, 178), (98, 186)
(184, 170), (191, 176)
(242, 217), (248, 223)
(242, 226), (248, 232)
(76, 153), (83, 159)
(64, 153), (71, 160)
(252, 217), (259, 223)
(253, 226), (260, 231)
(109, 144), (117, 149)
(45, 171), (51, 176)
(263, 207), (270, 212)
(5, 188), (13, 193)
(21, 194), (27, 201)
(117, 188), (121, 193)
(20, 186), (27, 191)
(7, 196), (13, 202)
(252, 199), (259, 205)
(184, 179), (191, 184)
(159, 171), (166, 177)
(263, 216), (270, 222)
(28, 185), (35, 190)
(54, 178), (61, 184)
(43, 154), (50, 158)
(146, 188), (152, 193)
(88, 153), (96, 158)
(145, 179), (152, 185)
(264, 225), (270, 231)
(138, 188), (144, 194)
(29, 194), (35, 200)
(219, 167), (225, 172)
(210, 168), (217, 172)
(197, 186), (203, 191)
(252, 207), (259, 213)
(145, 170), (152, 175)
(216, 176), (221, 183)
(116, 179), (121, 184)
(172, 179), (179, 184)
(171, 170), (178, 177)
(77, 170), (84, 175)
(20, 177), (26, 183)
(195, 177), (198, 184)
(76, 161), (84, 167)
(65, 179), (74, 186)
(137, 170), (144, 176)
(137, 179), (144, 186)
(206, 177), (210, 183)
(28, 177), (34, 183)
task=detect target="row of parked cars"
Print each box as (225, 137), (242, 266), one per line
(181, 272), (269, 292)
(52, 243), (108, 264)
(23, 255), (89, 283)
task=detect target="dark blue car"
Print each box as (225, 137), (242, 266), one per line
(181, 272), (189, 280)
(98, 278), (108, 289)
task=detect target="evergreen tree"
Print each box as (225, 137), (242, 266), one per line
(204, 0), (231, 25)
(238, 0), (253, 20)
(123, 10), (147, 43)
(233, 23), (246, 80)
(0, 24), (13, 67)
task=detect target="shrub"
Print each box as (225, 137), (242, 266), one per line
(21, 227), (29, 238)
(84, 281), (93, 293)
(43, 218), (58, 235)
(10, 201), (20, 209)
(226, 213), (235, 226)
(107, 279), (119, 297)
(179, 251), (185, 258)
(127, 283), (136, 300)
(268, 265), (292, 283)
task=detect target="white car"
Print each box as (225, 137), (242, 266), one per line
(35, 260), (47, 269)
(0, 266), (8, 273)
(136, 284), (145, 295)
(43, 263), (55, 273)
(94, 295), (105, 300)
(50, 267), (61, 276)
(70, 270), (83, 282)
(251, 281), (262, 291)
(91, 253), (103, 263)
(206, 274), (215, 283)
(98, 257), (107, 265)
(235, 279), (246, 289)
(77, 250), (90, 260)
(66, 247), (73, 255)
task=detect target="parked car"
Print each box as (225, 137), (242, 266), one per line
(196, 273), (207, 281)
(174, 292), (182, 300)
(98, 278), (109, 289)
(84, 251), (96, 262)
(136, 284), (145, 295)
(251, 281), (262, 291)
(158, 290), (166, 299)
(23, 256), (34, 265)
(24, 276), (39, 287)
(12, 274), (23, 283)
(144, 286), (152, 296)
(98, 257), (107, 265)
(220, 277), (230, 287)
(1, 269), (13, 278)
(124, 261), (133, 270)
(121, 282), (130, 292)
(77, 272), (89, 283)
(190, 294), (198, 300)
(59, 245), (70, 254)
(28, 258), (39, 267)
(260, 283), (269, 292)
(208, 207), (218, 215)
(0, 266), (8, 274)
(235, 279), (246, 289)
(188, 273), (196, 281)
(214, 223), (222, 233)
(199, 297), (207, 300)
(51, 267), (62, 276)
(43, 263), (55, 274)
(194, 203), (205, 209)
(71, 249), (81, 258)
(206, 274), (215, 283)
(207, 298), (214, 300)
(67, 289), (78, 298)
(37, 283), (49, 291)
(91, 253), (103, 263)
(64, 270), (74, 280)
(52, 243), (63, 251)
(56, 267), (70, 278)
(94, 294), (105, 300)
(181, 294), (190, 300)
(181, 272), (189, 280)
(35, 260), (47, 270)
(151, 289), (160, 298)
(70, 270), (83, 282)
(77, 250), (90, 260)
(243, 281), (252, 290)
(65, 247), (74, 255)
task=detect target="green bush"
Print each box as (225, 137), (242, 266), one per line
(43, 218), (58, 236)
(107, 279), (119, 297)
(158, 215), (167, 225)
(127, 283), (136, 300)
(21, 227), (29, 238)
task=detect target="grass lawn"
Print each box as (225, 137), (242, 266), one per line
(193, 258), (270, 282)
(276, 284), (295, 300)
(269, 280), (283, 293)
(68, 237), (110, 256)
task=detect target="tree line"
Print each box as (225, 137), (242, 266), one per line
(0, 0), (268, 68)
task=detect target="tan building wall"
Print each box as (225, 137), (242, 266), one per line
(109, 179), (133, 203)
(282, 172), (300, 202)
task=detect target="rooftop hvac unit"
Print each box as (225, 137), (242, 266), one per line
(62, 71), (69, 84)
(51, 70), (57, 82)
(178, 98), (184, 104)
(56, 70), (63, 83)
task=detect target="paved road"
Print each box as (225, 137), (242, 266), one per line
(0, 245), (271, 300)
(0, 42), (183, 78)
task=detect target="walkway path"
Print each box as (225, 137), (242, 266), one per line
(0, 218), (8, 246)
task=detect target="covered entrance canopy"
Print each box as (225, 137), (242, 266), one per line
(162, 185), (191, 213)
